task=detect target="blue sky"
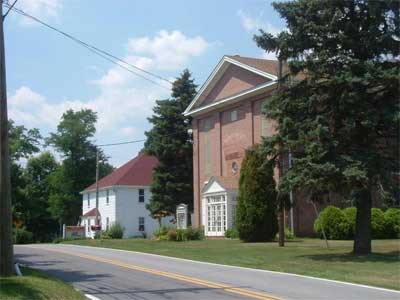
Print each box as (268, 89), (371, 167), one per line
(5, 0), (285, 167)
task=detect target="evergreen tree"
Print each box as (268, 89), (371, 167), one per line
(255, 0), (399, 254)
(236, 146), (278, 242)
(145, 70), (196, 216)
(47, 109), (114, 225)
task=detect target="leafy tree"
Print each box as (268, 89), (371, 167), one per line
(8, 120), (42, 228)
(254, 0), (399, 254)
(236, 146), (278, 242)
(145, 70), (196, 215)
(21, 152), (59, 241)
(47, 109), (113, 225)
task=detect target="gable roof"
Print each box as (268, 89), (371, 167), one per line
(202, 176), (239, 194)
(184, 55), (282, 117)
(82, 153), (158, 192)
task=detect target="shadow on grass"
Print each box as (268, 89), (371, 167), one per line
(0, 277), (45, 300)
(300, 251), (400, 263)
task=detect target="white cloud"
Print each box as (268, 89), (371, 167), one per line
(238, 10), (282, 36)
(8, 30), (210, 152)
(11, 0), (63, 26)
(128, 30), (209, 71)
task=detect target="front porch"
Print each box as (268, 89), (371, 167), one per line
(201, 177), (238, 237)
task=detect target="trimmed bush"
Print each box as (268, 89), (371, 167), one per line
(165, 227), (204, 241)
(106, 222), (124, 239)
(343, 207), (356, 238)
(371, 208), (386, 239)
(185, 226), (204, 240)
(225, 228), (239, 239)
(314, 206), (350, 240)
(13, 228), (34, 244)
(384, 208), (400, 238)
(236, 146), (278, 242)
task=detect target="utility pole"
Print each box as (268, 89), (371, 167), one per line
(0, 2), (14, 276)
(277, 59), (285, 247)
(95, 149), (99, 226)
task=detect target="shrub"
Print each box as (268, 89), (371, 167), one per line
(236, 146), (278, 242)
(167, 228), (178, 241)
(107, 222), (124, 239)
(314, 206), (350, 240)
(274, 228), (295, 241)
(384, 208), (400, 238)
(176, 229), (187, 241)
(185, 226), (204, 240)
(13, 228), (34, 244)
(343, 207), (356, 238)
(153, 226), (169, 240)
(371, 208), (386, 239)
(225, 228), (239, 239)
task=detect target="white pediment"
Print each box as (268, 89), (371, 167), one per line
(203, 179), (226, 194)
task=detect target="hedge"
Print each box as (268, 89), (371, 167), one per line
(314, 206), (400, 240)
(153, 226), (204, 241)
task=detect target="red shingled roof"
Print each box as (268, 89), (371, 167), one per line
(83, 154), (158, 192)
(226, 55), (289, 77)
(82, 208), (99, 218)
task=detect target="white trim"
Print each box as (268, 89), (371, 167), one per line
(55, 244), (400, 294)
(184, 80), (277, 117)
(183, 55), (277, 116)
(225, 56), (278, 81)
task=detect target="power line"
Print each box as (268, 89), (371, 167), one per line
(2, 2), (173, 90)
(2, 0), (18, 20)
(97, 139), (146, 147)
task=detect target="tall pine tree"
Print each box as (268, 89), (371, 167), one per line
(236, 145), (278, 242)
(255, 0), (399, 254)
(145, 69), (196, 216)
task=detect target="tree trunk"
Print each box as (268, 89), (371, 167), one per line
(353, 187), (372, 255)
(278, 199), (285, 247)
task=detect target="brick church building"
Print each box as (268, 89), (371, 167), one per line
(184, 55), (320, 237)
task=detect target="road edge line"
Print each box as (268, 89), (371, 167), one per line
(85, 294), (101, 300)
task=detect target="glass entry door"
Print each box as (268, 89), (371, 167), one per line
(206, 194), (226, 236)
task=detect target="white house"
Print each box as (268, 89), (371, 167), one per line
(80, 153), (172, 238)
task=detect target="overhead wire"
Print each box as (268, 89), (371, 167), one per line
(2, 2), (173, 90)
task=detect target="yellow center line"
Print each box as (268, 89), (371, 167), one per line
(27, 246), (284, 300)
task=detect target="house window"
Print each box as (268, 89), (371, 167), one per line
(87, 219), (91, 232)
(230, 110), (238, 122)
(138, 217), (145, 232)
(87, 194), (90, 208)
(138, 189), (145, 203)
(206, 195), (227, 234)
(106, 190), (109, 205)
(106, 217), (109, 230)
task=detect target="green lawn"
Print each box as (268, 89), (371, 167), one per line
(0, 267), (85, 300)
(65, 238), (400, 290)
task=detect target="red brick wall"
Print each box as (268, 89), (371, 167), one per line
(202, 64), (269, 106)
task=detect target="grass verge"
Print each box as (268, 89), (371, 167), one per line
(0, 266), (85, 300)
(64, 238), (400, 290)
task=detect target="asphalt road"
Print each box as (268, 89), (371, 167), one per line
(14, 244), (399, 300)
